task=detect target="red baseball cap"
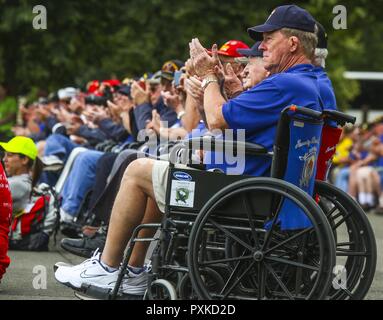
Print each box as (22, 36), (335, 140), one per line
(208, 40), (250, 58)
(87, 80), (100, 94)
(102, 79), (121, 87)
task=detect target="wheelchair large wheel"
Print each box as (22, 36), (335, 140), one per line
(314, 180), (377, 300)
(188, 177), (336, 300)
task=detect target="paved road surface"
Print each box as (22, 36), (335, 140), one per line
(1, 213), (382, 300)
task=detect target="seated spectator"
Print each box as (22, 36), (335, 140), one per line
(332, 125), (355, 191)
(0, 136), (37, 216)
(236, 41), (269, 90)
(0, 137), (50, 251)
(347, 124), (382, 209)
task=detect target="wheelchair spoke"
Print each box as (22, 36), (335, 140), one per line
(336, 249), (369, 257)
(219, 250), (250, 295)
(329, 210), (343, 221)
(242, 194), (261, 250)
(208, 218), (254, 252)
(261, 197), (284, 251)
(258, 263), (267, 299)
(324, 204), (338, 218)
(199, 255), (253, 267)
(221, 261), (256, 299)
(264, 256), (319, 272)
(264, 227), (313, 255)
(337, 241), (356, 247)
(332, 213), (352, 230)
(263, 262), (295, 300)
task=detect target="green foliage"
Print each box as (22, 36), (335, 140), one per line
(0, 0), (381, 109)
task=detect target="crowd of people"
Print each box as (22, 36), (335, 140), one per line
(0, 4), (379, 297)
(332, 119), (383, 213)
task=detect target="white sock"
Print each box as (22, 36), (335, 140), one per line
(100, 260), (118, 273)
(128, 265), (145, 275)
(366, 193), (374, 206)
(358, 192), (367, 204)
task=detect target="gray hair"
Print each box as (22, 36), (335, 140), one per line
(313, 48), (328, 68)
(280, 26), (318, 60)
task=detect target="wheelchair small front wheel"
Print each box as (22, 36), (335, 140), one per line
(178, 267), (225, 300)
(144, 279), (177, 300)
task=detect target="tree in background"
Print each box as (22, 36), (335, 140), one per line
(1, 0), (382, 109)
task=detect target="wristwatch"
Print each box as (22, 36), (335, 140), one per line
(201, 75), (219, 90)
(177, 111), (186, 120)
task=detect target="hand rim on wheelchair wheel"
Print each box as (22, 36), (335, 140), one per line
(187, 177), (336, 300)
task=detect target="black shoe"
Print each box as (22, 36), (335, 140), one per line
(60, 221), (83, 238)
(61, 226), (107, 258)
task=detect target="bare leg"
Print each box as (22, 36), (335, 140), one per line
(371, 169), (381, 196)
(101, 158), (161, 268)
(356, 167), (368, 194)
(128, 198), (162, 268)
(348, 165), (359, 198)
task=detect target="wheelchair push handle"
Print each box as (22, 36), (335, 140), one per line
(322, 109), (356, 126)
(284, 105), (322, 120)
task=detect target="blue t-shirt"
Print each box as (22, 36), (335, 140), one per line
(218, 64), (331, 176)
(313, 66), (338, 127)
(185, 121), (208, 139)
(313, 67), (337, 111)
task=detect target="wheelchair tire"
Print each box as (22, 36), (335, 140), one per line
(315, 180), (377, 300)
(188, 177), (336, 300)
(144, 279), (177, 300)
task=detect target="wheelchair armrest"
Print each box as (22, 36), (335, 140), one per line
(322, 109), (356, 126)
(186, 136), (269, 156)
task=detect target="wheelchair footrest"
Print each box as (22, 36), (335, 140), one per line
(75, 284), (143, 300)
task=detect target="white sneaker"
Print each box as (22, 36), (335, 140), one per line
(120, 268), (148, 295)
(54, 251), (119, 291)
(55, 251), (148, 295)
(60, 208), (74, 223)
(41, 155), (64, 171)
(53, 261), (72, 272)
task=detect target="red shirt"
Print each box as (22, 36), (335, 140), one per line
(0, 163), (12, 280)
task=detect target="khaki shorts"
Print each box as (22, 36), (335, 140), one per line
(152, 160), (190, 213)
(152, 160), (170, 213)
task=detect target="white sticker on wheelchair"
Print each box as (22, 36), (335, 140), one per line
(170, 180), (195, 208)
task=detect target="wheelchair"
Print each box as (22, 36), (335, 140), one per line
(77, 105), (376, 300)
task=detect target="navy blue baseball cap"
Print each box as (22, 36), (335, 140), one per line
(248, 5), (316, 40)
(237, 41), (263, 57)
(316, 21), (328, 49)
(117, 84), (132, 97)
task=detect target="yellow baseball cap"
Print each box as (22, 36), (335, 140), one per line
(0, 136), (38, 161)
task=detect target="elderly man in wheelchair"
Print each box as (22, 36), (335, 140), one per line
(54, 5), (376, 300)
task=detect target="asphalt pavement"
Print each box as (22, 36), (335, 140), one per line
(0, 213), (383, 300)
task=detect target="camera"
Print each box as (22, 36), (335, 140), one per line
(85, 95), (107, 107)
(173, 70), (183, 88)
